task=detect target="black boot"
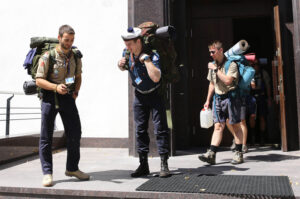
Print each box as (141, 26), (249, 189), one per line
(159, 154), (170, 178)
(131, 153), (150, 177)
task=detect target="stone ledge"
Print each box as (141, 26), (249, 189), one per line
(0, 131), (65, 165)
(80, 137), (129, 148)
(0, 133), (129, 165)
(0, 186), (240, 199)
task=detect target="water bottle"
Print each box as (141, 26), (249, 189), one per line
(200, 108), (213, 129)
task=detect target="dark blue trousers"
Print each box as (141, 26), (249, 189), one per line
(134, 89), (169, 155)
(39, 91), (82, 175)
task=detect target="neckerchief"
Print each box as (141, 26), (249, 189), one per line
(56, 46), (73, 76)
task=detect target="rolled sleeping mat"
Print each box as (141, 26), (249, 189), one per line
(244, 53), (256, 62)
(224, 40), (249, 57)
(30, 37), (59, 48)
(155, 25), (176, 39)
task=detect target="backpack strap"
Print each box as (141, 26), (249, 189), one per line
(225, 55), (242, 74)
(224, 59), (234, 74)
(213, 94), (219, 122)
(47, 49), (56, 80)
(72, 48), (80, 66)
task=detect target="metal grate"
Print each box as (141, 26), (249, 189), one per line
(136, 174), (295, 198)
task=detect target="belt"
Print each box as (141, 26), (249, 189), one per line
(136, 84), (160, 94)
(215, 93), (229, 100)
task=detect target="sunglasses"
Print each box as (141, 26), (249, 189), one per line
(209, 50), (216, 55)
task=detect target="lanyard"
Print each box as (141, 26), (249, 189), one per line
(130, 53), (140, 78)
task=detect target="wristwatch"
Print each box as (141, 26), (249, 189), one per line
(143, 55), (150, 61)
(214, 68), (218, 73)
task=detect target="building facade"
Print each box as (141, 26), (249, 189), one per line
(1, 0), (300, 156)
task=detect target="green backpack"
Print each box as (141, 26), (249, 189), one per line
(30, 37), (59, 80)
(23, 37), (81, 96)
(124, 22), (180, 95)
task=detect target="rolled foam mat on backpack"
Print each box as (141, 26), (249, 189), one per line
(30, 37), (59, 48)
(224, 40), (249, 57)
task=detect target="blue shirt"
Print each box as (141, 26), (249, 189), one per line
(122, 49), (161, 92)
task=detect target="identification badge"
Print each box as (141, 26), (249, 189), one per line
(65, 76), (75, 84)
(135, 77), (142, 85)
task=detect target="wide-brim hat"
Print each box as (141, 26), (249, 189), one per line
(121, 27), (142, 41)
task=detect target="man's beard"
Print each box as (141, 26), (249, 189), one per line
(61, 43), (71, 51)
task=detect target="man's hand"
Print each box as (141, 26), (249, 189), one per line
(56, 84), (68, 95)
(204, 101), (210, 109)
(208, 62), (217, 70)
(118, 57), (127, 71)
(72, 91), (78, 100)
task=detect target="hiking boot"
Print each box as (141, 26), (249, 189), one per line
(242, 145), (248, 153)
(198, 150), (216, 165)
(230, 139), (236, 151)
(65, 170), (90, 181)
(131, 153), (150, 177)
(159, 154), (170, 178)
(231, 151), (244, 164)
(42, 174), (53, 187)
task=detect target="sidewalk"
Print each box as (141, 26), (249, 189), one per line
(0, 146), (299, 198)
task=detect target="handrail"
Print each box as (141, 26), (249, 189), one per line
(0, 113), (40, 115)
(0, 91), (26, 95)
(0, 118), (41, 122)
(0, 107), (40, 109)
(0, 91), (40, 136)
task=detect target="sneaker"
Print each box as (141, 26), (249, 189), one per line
(242, 145), (248, 153)
(231, 151), (244, 164)
(198, 150), (216, 165)
(42, 174), (53, 187)
(65, 170), (90, 181)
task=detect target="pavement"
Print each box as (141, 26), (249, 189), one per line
(0, 146), (300, 198)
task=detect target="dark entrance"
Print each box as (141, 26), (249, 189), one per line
(232, 17), (281, 146)
(172, 0), (282, 149)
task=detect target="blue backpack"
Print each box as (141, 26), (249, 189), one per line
(224, 55), (255, 96)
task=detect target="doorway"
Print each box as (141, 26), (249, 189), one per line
(232, 17), (281, 146)
(184, 0), (281, 148)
